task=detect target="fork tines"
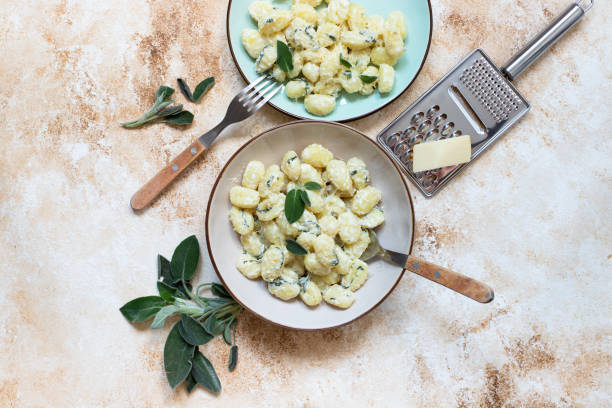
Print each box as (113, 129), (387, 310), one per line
(238, 75), (284, 113)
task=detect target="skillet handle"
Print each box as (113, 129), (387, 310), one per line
(405, 255), (494, 303)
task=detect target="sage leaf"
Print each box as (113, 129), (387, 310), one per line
(158, 254), (173, 282)
(171, 235), (200, 283)
(339, 54), (352, 68)
(157, 281), (178, 302)
(179, 315), (213, 346)
(164, 323), (195, 389)
(276, 40), (293, 73)
(191, 351), (221, 393)
(175, 281), (193, 299)
(285, 189), (305, 224)
(192, 77), (215, 102)
(228, 345), (238, 372)
(161, 110), (194, 125)
(286, 239), (307, 256)
(119, 296), (165, 322)
(177, 78), (193, 101)
(360, 75), (377, 84)
(186, 372), (197, 393)
(211, 282), (231, 298)
(222, 322), (232, 345)
(151, 305), (180, 329)
(304, 181), (322, 191)
(155, 86), (175, 102)
(203, 314), (224, 336)
(299, 189), (311, 207)
(204, 298), (234, 312)
(157, 104), (184, 118)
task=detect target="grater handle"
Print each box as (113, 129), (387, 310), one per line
(501, 0), (593, 81)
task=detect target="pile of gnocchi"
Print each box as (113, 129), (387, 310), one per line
(229, 144), (385, 309)
(241, 0), (407, 116)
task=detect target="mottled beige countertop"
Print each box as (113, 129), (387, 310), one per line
(1, 0), (611, 406)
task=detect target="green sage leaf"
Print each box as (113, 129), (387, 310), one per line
(158, 254), (173, 282)
(161, 110), (194, 125)
(151, 305), (180, 329)
(304, 181), (322, 191)
(191, 350), (221, 393)
(286, 239), (307, 255)
(186, 372), (197, 393)
(204, 297), (234, 311)
(203, 314), (224, 336)
(285, 189), (305, 224)
(299, 189), (311, 207)
(171, 235), (200, 283)
(222, 322), (233, 345)
(163, 322), (195, 389)
(360, 74), (378, 84)
(192, 77), (215, 102)
(155, 85), (175, 102)
(228, 345), (238, 372)
(211, 282), (231, 298)
(119, 296), (165, 322)
(276, 40), (293, 73)
(157, 281), (178, 302)
(175, 281), (193, 299)
(179, 315), (213, 346)
(156, 104), (184, 118)
(177, 78), (193, 101)
(339, 54), (352, 68)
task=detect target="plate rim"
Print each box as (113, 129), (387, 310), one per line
(204, 120), (416, 330)
(225, 0), (433, 123)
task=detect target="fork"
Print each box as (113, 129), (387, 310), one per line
(130, 75), (284, 211)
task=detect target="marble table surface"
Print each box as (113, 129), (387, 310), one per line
(1, 0), (610, 406)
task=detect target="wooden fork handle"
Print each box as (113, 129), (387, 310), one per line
(405, 255), (494, 303)
(130, 140), (207, 211)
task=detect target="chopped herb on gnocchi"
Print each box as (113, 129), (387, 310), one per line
(241, 0), (407, 116)
(230, 145), (385, 310)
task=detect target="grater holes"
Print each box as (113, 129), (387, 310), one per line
(426, 105), (440, 118)
(425, 128), (439, 141)
(433, 114), (447, 127)
(393, 141), (410, 156)
(399, 151), (412, 165)
(417, 120), (432, 133)
(411, 112), (424, 124)
(385, 132), (400, 148)
(441, 122), (455, 136)
(402, 127), (416, 139)
(422, 173), (438, 189)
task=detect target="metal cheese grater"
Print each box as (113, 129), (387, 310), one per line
(377, 0), (594, 197)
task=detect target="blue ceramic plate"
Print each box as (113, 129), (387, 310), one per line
(226, 0), (432, 122)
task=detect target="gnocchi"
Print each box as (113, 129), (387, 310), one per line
(241, 0), (407, 115)
(230, 144), (385, 309)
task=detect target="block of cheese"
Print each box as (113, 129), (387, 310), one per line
(412, 135), (472, 172)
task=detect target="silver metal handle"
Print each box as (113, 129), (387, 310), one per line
(501, 0), (593, 81)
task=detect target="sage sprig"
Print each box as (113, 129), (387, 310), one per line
(360, 75), (378, 84)
(177, 77), (215, 103)
(286, 239), (307, 256)
(119, 236), (242, 394)
(339, 54), (352, 69)
(121, 85), (194, 128)
(284, 182), (322, 223)
(276, 40), (293, 73)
